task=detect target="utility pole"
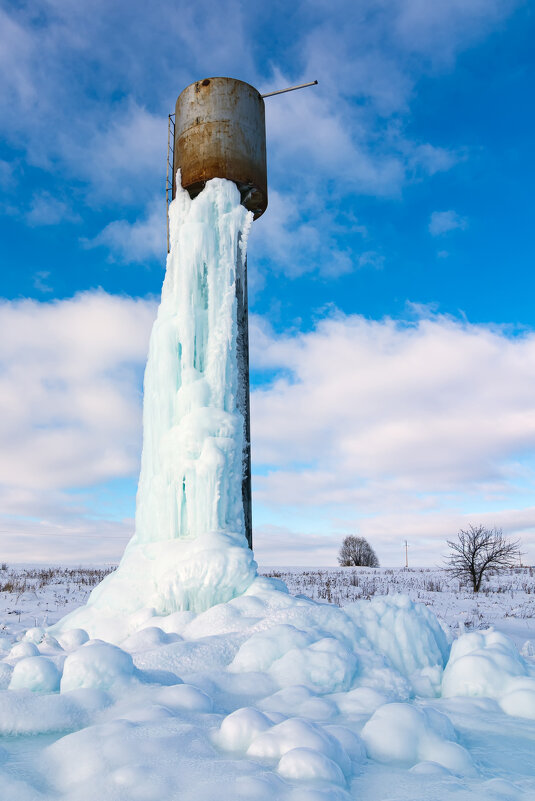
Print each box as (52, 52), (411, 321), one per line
(404, 540), (409, 568)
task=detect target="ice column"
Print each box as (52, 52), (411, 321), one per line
(57, 179), (257, 623)
(135, 177), (252, 547)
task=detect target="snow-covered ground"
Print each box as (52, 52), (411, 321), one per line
(4, 564), (533, 649)
(0, 564), (534, 800)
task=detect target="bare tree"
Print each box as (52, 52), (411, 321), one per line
(338, 535), (379, 567)
(446, 524), (521, 592)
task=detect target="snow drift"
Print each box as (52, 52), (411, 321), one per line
(2, 584), (535, 799)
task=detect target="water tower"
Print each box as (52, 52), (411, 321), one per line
(167, 76), (317, 550)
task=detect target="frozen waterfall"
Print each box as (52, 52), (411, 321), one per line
(55, 179), (257, 630)
(136, 177), (252, 547)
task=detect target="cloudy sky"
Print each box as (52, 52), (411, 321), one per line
(1, 0), (535, 567)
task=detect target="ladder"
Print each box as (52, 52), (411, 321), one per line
(166, 113), (175, 253)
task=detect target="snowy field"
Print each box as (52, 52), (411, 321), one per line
(0, 564), (534, 800)
(2, 564), (534, 648)
(264, 566), (535, 651)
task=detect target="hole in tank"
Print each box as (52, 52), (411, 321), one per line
(202, 79), (210, 86)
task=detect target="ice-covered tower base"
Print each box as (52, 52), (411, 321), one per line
(55, 180), (257, 630)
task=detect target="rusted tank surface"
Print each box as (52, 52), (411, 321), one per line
(173, 77), (267, 219)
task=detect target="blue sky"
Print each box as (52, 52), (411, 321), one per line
(1, 0), (535, 566)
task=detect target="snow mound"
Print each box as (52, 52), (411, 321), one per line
(269, 637), (359, 694)
(442, 629), (535, 718)
(154, 683), (213, 712)
(60, 641), (134, 692)
(345, 594), (451, 694)
(246, 716), (351, 776)
(331, 686), (389, 716)
(23, 626), (46, 644)
(229, 624), (315, 673)
(121, 626), (180, 652)
(215, 707), (272, 751)
(277, 747), (346, 785)
(8, 640), (40, 660)
(361, 702), (475, 775)
(57, 629), (89, 651)
(9, 655), (61, 692)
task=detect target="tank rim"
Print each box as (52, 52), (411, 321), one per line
(176, 76), (263, 105)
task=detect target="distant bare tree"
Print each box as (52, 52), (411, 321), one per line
(338, 535), (379, 567)
(446, 524), (521, 592)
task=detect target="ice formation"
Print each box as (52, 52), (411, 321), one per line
(56, 179), (257, 632)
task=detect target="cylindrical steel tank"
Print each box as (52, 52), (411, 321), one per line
(173, 77), (267, 219)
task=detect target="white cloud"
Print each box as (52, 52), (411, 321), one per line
(253, 524), (340, 568)
(0, 291), (157, 563)
(0, 292), (156, 492)
(253, 3), (490, 277)
(32, 271), (53, 294)
(407, 144), (463, 176)
(333, 506), (535, 567)
(0, 159), (15, 189)
(266, 0), (511, 199)
(0, 513), (132, 565)
(85, 197), (166, 263)
(358, 251), (384, 270)
(393, 0), (519, 65)
(63, 103), (167, 205)
(0, 8), (36, 112)
(250, 310), (535, 563)
(264, 79), (406, 198)
(26, 191), (80, 226)
(254, 506), (535, 568)
(251, 311), (535, 489)
(250, 189), (362, 279)
(429, 210), (468, 236)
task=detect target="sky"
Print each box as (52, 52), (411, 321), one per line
(1, 0), (535, 567)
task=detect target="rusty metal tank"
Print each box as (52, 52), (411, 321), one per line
(173, 77), (267, 219)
